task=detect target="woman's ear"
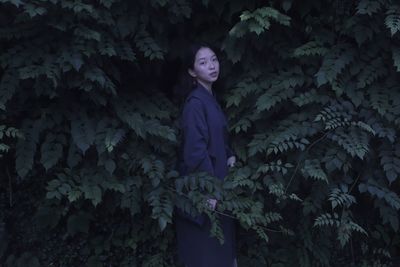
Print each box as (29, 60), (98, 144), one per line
(188, 68), (196, 78)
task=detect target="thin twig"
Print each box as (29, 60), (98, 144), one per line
(348, 173), (361, 194)
(350, 237), (355, 265)
(285, 130), (331, 193)
(168, 186), (286, 233)
(6, 166), (12, 208)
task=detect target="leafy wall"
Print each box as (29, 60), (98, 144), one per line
(0, 0), (399, 266)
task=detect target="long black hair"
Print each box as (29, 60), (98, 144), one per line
(174, 42), (217, 102)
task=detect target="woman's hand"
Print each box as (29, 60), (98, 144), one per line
(227, 156), (236, 167)
(206, 199), (217, 210)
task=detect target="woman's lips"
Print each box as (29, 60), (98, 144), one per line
(210, 71), (218, 77)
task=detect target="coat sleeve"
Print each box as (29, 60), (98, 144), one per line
(226, 144), (234, 159)
(178, 97), (212, 226)
(182, 97), (214, 176)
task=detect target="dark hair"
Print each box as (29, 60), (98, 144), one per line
(174, 42), (216, 101)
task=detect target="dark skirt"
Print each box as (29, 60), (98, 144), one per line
(175, 212), (236, 267)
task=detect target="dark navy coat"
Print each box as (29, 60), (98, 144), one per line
(175, 84), (236, 267)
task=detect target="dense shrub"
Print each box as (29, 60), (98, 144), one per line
(0, 0), (399, 266)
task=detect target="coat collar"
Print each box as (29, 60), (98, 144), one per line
(190, 83), (217, 102)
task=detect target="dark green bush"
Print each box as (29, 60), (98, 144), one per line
(0, 0), (399, 266)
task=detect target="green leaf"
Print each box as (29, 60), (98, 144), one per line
(16, 120), (41, 178)
(74, 26), (101, 41)
(0, 0), (23, 7)
(135, 26), (164, 60)
(356, 0), (382, 16)
(392, 47), (400, 71)
(158, 217), (167, 231)
(24, 3), (47, 17)
(81, 185), (102, 207)
(71, 114), (96, 154)
(385, 6), (400, 36)
(105, 158), (116, 175)
(67, 141), (83, 168)
(40, 133), (64, 171)
(0, 71), (18, 110)
(67, 190), (82, 202)
(301, 159), (328, 183)
(316, 44), (355, 85)
(70, 53), (83, 71)
(293, 41), (328, 57)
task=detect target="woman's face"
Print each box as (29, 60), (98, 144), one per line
(188, 47), (220, 86)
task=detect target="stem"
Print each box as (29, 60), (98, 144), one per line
(169, 186), (285, 233)
(6, 166), (12, 208)
(285, 130), (330, 193)
(350, 237), (355, 266)
(348, 173), (361, 194)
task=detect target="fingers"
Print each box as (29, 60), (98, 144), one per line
(227, 156), (236, 167)
(206, 199), (217, 210)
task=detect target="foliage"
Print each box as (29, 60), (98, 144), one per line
(0, 0), (399, 266)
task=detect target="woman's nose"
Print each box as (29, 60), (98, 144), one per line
(209, 61), (215, 69)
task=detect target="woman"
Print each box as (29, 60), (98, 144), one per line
(175, 43), (237, 267)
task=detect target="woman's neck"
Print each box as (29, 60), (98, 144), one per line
(197, 80), (213, 94)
